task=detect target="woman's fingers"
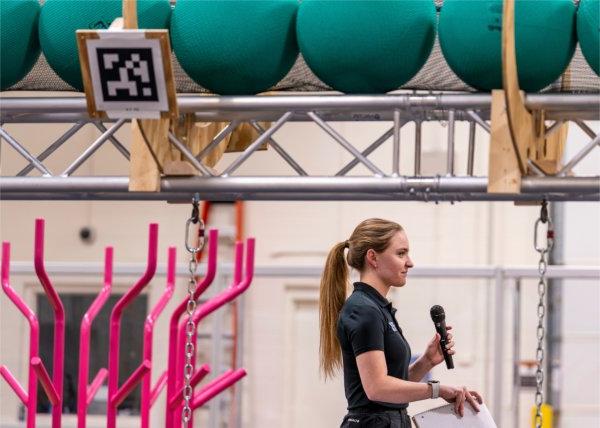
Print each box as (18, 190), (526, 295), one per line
(445, 340), (455, 350)
(466, 391), (481, 412)
(455, 388), (466, 417)
(470, 390), (483, 404)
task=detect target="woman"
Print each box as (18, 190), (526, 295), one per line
(319, 218), (483, 428)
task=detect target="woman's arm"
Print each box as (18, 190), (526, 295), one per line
(407, 355), (434, 382)
(356, 350), (432, 403)
(357, 350), (483, 416)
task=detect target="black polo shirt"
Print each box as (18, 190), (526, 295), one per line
(337, 282), (412, 411)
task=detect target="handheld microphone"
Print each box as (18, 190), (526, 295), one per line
(430, 305), (454, 370)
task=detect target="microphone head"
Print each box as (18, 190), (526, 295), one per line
(430, 305), (446, 323)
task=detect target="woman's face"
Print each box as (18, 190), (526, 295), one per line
(374, 231), (414, 288)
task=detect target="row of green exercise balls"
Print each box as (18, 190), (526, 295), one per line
(2, 0), (599, 93)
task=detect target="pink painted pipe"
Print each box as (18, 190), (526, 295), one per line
(34, 218), (65, 428)
(174, 238), (255, 427)
(192, 369), (247, 409)
(111, 360), (151, 408)
(167, 363), (210, 411)
(1, 241), (39, 428)
(194, 238), (254, 325)
(140, 246), (176, 428)
(165, 229), (218, 428)
(31, 357), (60, 405)
(77, 247), (113, 428)
(150, 371), (168, 407)
(106, 223), (158, 428)
(86, 368), (108, 407)
(0, 365), (29, 405)
(171, 241), (244, 428)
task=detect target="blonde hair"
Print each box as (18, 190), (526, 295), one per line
(318, 218), (403, 379)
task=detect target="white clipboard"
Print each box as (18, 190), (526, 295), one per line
(412, 403), (497, 428)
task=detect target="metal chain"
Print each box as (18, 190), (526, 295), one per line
(533, 201), (554, 428)
(182, 196), (205, 427)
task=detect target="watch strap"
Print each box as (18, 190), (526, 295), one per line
(428, 380), (440, 399)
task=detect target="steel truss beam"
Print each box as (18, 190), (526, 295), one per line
(1, 94), (598, 201)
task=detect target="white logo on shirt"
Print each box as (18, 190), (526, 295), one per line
(388, 321), (398, 332)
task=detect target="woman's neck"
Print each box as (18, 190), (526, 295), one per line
(359, 273), (390, 299)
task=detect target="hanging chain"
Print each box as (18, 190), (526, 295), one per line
(533, 200), (554, 428)
(182, 195), (205, 427)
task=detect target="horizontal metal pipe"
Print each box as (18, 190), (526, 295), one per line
(2, 192), (598, 201)
(8, 261), (600, 280)
(4, 110), (599, 123)
(521, 176), (600, 192)
(1, 94), (597, 114)
(0, 176), (598, 201)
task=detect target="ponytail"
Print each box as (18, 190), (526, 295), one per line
(319, 241), (349, 379)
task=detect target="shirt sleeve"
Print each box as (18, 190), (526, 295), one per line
(344, 304), (385, 357)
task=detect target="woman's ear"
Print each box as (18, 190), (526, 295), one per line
(366, 249), (377, 269)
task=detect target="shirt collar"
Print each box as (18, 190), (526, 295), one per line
(353, 282), (394, 311)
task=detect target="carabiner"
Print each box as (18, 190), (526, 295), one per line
(534, 217), (554, 254)
(185, 217), (205, 253)
(185, 194), (205, 253)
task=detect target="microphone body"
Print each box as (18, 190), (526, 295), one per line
(430, 305), (454, 370)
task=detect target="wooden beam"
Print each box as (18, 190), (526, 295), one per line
(502, 0), (532, 175)
(488, 90), (522, 193)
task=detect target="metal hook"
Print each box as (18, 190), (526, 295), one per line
(185, 194), (205, 253)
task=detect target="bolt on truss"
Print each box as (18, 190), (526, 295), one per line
(0, 94), (598, 201)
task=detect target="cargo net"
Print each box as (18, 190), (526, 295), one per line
(8, 1), (600, 94)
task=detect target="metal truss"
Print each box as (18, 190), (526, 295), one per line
(1, 93), (599, 201)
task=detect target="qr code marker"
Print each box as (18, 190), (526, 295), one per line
(97, 47), (158, 102)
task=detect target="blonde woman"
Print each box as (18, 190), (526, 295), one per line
(320, 218), (483, 428)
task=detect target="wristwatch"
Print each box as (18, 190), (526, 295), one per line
(427, 380), (440, 399)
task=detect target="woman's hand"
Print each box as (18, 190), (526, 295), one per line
(423, 325), (455, 368)
(439, 385), (483, 417)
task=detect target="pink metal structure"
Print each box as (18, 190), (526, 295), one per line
(77, 247), (113, 428)
(1, 219), (65, 428)
(1, 221), (254, 427)
(171, 238), (255, 427)
(34, 218), (65, 427)
(106, 223), (158, 428)
(140, 246), (177, 428)
(192, 368), (247, 409)
(168, 241), (241, 428)
(165, 229), (218, 428)
(190, 238), (254, 411)
(1, 241), (40, 428)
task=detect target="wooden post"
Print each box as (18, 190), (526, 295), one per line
(501, 0), (533, 176)
(124, 0), (171, 191)
(488, 0), (569, 193)
(488, 90), (522, 193)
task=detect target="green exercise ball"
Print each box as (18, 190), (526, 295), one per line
(439, 0), (577, 92)
(1, 0), (41, 90)
(296, 0), (436, 94)
(39, 0), (171, 91)
(171, 0), (299, 95)
(577, 0), (599, 76)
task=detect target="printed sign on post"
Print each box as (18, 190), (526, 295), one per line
(77, 30), (177, 120)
